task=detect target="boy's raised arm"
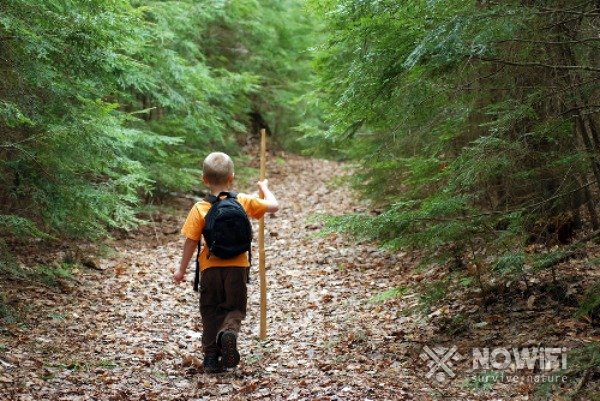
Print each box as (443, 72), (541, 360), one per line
(257, 179), (279, 213)
(174, 237), (199, 284)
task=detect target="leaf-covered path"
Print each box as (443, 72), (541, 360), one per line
(2, 155), (567, 400)
(2, 155), (417, 400)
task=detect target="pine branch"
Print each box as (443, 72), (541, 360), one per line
(495, 37), (600, 46)
(408, 181), (595, 224)
(476, 56), (600, 73)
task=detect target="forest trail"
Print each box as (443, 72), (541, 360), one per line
(4, 155), (533, 400)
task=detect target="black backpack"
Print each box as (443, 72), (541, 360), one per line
(193, 192), (252, 291)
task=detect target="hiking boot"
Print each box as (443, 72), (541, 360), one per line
(203, 354), (223, 373)
(218, 331), (240, 368)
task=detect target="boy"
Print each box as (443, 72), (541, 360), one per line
(173, 152), (279, 373)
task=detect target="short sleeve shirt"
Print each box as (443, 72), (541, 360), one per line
(181, 193), (269, 270)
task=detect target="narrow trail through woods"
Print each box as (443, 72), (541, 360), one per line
(4, 155), (530, 400)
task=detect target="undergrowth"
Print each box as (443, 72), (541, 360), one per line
(577, 279), (600, 323)
(535, 343), (600, 400)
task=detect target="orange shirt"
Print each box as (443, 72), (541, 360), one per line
(181, 193), (269, 271)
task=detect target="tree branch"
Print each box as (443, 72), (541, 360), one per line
(495, 37), (600, 46)
(561, 105), (600, 117)
(405, 181), (595, 225)
(476, 56), (600, 73)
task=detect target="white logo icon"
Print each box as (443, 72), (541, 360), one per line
(420, 345), (462, 382)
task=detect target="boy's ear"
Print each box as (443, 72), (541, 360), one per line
(228, 173), (235, 183)
(202, 175), (209, 185)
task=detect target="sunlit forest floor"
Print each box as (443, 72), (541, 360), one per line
(1, 155), (598, 400)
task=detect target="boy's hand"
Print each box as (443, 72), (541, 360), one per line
(257, 179), (279, 213)
(257, 179), (269, 192)
(173, 268), (186, 284)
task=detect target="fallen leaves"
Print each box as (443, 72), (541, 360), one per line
(114, 263), (128, 276)
(180, 355), (202, 369)
(1, 154), (598, 400)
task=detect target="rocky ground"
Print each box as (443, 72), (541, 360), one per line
(1, 154), (598, 400)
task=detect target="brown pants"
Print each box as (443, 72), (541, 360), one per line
(199, 267), (247, 356)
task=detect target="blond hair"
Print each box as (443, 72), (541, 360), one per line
(203, 152), (234, 186)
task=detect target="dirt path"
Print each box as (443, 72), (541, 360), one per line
(3, 155), (572, 400)
(1, 155), (417, 400)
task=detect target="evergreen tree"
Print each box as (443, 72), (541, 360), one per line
(0, 0), (318, 245)
(310, 0), (600, 284)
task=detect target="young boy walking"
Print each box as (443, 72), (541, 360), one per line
(173, 152), (279, 373)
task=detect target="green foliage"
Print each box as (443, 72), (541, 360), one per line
(196, 0), (321, 150)
(567, 343), (600, 376)
(532, 251), (571, 272)
(98, 244), (119, 258)
(1, 0), (166, 238)
(309, 0), (600, 293)
(0, 293), (17, 324)
(535, 343), (600, 399)
(494, 251), (525, 277)
(0, 215), (49, 239)
(0, 242), (25, 279)
(34, 262), (76, 286)
(96, 359), (117, 369)
(577, 279), (600, 320)
(47, 312), (66, 320)
(0, 0), (318, 250)
(370, 286), (409, 303)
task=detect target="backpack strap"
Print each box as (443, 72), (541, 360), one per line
(205, 194), (219, 204)
(193, 240), (201, 292)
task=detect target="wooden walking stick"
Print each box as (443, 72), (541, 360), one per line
(258, 128), (267, 339)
